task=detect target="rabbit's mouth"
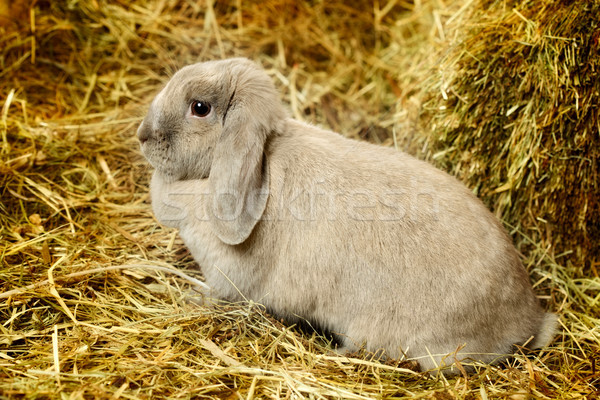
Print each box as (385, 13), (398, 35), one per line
(143, 145), (211, 183)
(139, 143), (175, 179)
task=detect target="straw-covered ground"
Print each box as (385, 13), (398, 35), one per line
(1, 0), (598, 398)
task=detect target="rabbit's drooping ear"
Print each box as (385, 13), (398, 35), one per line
(208, 59), (285, 245)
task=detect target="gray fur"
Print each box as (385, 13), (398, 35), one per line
(138, 58), (557, 374)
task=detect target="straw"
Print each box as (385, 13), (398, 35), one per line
(1, 0), (598, 398)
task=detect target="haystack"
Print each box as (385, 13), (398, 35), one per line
(1, 0), (598, 398)
(413, 0), (600, 270)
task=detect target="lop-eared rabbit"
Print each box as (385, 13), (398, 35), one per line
(138, 57), (556, 375)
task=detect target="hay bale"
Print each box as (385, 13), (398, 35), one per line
(415, 0), (600, 269)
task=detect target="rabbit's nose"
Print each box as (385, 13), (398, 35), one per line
(137, 121), (151, 144)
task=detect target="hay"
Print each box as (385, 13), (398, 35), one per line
(413, 0), (600, 270)
(0, 0), (598, 398)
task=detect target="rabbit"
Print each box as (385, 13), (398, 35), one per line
(137, 57), (557, 375)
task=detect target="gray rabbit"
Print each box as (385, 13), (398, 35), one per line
(138, 58), (557, 374)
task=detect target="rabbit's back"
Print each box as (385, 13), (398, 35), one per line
(240, 119), (551, 369)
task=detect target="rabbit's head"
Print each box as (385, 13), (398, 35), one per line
(138, 58), (286, 244)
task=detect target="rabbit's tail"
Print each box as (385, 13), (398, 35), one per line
(531, 312), (559, 349)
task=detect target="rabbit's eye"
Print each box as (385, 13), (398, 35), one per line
(191, 100), (211, 117)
